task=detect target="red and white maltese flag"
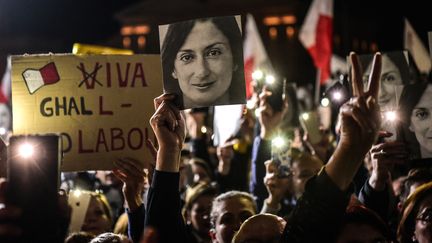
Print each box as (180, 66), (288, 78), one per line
(22, 62), (60, 94)
(0, 56), (11, 103)
(243, 14), (273, 98)
(299, 0), (333, 85)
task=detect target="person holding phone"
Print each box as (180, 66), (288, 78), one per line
(250, 86), (288, 210)
(210, 52), (384, 243)
(160, 16), (245, 109)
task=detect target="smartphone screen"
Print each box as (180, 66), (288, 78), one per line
(271, 137), (292, 178)
(7, 134), (62, 241)
(299, 111), (322, 144)
(68, 190), (92, 233)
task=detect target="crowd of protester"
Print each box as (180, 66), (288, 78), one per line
(0, 52), (432, 243)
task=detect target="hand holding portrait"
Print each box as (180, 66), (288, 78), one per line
(368, 137), (408, 191)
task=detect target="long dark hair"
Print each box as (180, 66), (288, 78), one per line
(398, 81), (430, 159)
(161, 16), (245, 109)
(359, 51), (411, 85)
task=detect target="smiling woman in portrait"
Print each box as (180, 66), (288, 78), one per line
(362, 52), (410, 112)
(360, 52), (410, 141)
(160, 16), (245, 109)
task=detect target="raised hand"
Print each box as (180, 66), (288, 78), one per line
(263, 160), (291, 210)
(368, 134), (408, 191)
(325, 52), (382, 191)
(150, 94), (185, 151)
(113, 157), (147, 211)
(216, 141), (235, 175)
(258, 87), (288, 140)
(339, 52), (382, 155)
(150, 93), (185, 172)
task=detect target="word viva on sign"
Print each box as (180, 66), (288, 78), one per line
(40, 96), (129, 117)
(77, 62), (148, 89)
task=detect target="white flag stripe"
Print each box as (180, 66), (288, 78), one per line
(243, 14), (268, 66)
(23, 69), (45, 94)
(299, 0), (333, 48)
(404, 19), (431, 73)
(0, 56), (11, 101)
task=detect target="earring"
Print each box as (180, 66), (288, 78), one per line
(171, 70), (177, 79)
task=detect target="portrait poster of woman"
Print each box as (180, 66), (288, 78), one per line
(398, 81), (432, 161)
(352, 51), (410, 141)
(159, 15), (246, 110)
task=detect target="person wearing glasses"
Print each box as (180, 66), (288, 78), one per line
(398, 181), (432, 243)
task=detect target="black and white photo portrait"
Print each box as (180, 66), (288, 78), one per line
(159, 15), (246, 109)
(355, 51), (410, 141)
(399, 81), (432, 160)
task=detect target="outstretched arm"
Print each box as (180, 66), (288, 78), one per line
(283, 52), (382, 243)
(144, 94), (188, 243)
(325, 52), (382, 190)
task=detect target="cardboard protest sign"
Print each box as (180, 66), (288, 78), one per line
(12, 54), (163, 171)
(348, 51), (410, 141)
(158, 15), (246, 109)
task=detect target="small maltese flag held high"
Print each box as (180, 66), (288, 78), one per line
(299, 0), (333, 85)
(22, 62), (60, 94)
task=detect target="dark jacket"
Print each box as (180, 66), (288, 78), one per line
(250, 136), (272, 210)
(358, 179), (393, 221)
(282, 168), (353, 242)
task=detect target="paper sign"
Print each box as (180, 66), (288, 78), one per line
(158, 15), (246, 109)
(12, 54), (163, 171)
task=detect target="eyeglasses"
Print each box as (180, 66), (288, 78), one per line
(416, 208), (432, 223)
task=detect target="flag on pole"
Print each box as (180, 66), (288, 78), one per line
(0, 56), (11, 103)
(299, 0), (333, 85)
(243, 14), (273, 98)
(404, 18), (432, 74)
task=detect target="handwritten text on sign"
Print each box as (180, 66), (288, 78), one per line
(12, 54), (163, 171)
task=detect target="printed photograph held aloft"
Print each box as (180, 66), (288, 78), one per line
(398, 81), (432, 160)
(348, 51), (410, 141)
(159, 15), (246, 110)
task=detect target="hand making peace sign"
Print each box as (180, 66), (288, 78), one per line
(338, 52), (382, 155)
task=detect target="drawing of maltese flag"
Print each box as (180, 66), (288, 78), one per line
(299, 0), (333, 85)
(22, 62), (60, 94)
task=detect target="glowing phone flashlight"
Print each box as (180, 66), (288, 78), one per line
(384, 110), (397, 122)
(332, 91), (343, 101)
(18, 143), (35, 159)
